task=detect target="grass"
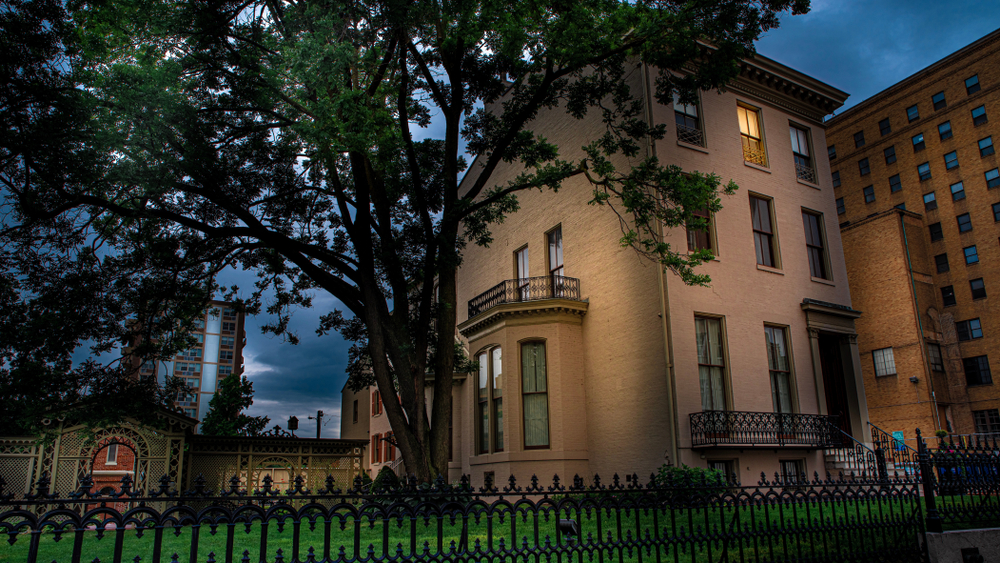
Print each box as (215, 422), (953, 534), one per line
(1, 494), (986, 563)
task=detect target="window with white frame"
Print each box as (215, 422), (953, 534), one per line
(873, 347), (897, 376)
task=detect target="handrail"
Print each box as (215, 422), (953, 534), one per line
(868, 421), (919, 477)
(689, 411), (839, 448)
(826, 421), (884, 479)
(467, 275), (582, 318)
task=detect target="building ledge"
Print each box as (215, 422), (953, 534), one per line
(458, 298), (589, 340)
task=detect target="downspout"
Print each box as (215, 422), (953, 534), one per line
(898, 211), (943, 431)
(641, 62), (681, 466)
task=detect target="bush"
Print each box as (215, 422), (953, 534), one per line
(654, 465), (727, 503)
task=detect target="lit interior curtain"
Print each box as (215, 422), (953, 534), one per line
(492, 348), (503, 451)
(522, 342), (549, 447)
(696, 318), (726, 411)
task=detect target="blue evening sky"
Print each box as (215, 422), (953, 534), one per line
(237, 3), (1000, 437)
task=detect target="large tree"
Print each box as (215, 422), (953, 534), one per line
(2, 0), (808, 479)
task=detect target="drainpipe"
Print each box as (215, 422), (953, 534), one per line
(898, 211), (943, 431)
(641, 62), (681, 466)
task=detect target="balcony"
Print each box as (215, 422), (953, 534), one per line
(676, 124), (705, 147)
(794, 162), (817, 184)
(467, 275), (582, 319)
(690, 411), (840, 448)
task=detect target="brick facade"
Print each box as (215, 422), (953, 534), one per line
(828, 29), (1000, 443)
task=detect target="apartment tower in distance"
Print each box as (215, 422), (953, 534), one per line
(345, 55), (876, 484)
(827, 29), (1000, 444)
(136, 301), (247, 422)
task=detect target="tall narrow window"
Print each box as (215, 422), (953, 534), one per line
(477, 352), (489, 454)
(750, 196), (777, 267)
(944, 151), (959, 170)
(858, 158), (871, 175)
(939, 121), (953, 140)
(863, 186), (875, 203)
(889, 174), (902, 192)
(836, 198), (846, 215)
(927, 344), (945, 372)
(547, 227), (563, 278)
(828, 145), (837, 160)
(971, 278), (987, 299)
(907, 105), (920, 122)
(972, 105), (988, 126)
(522, 342), (549, 448)
(515, 247), (529, 301)
(353, 400), (358, 424)
(986, 168), (1000, 189)
(492, 348), (503, 452)
(918, 162), (932, 181)
(933, 91), (947, 110)
(832, 171), (841, 187)
(790, 125), (814, 182)
(765, 326), (792, 413)
(957, 213), (973, 233)
(687, 208), (712, 252)
(951, 182), (966, 201)
(935, 253), (950, 273)
(873, 348), (897, 376)
(106, 444), (118, 465)
(802, 211), (828, 279)
(912, 133), (926, 152)
(884, 146), (896, 164)
(738, 105), (767, 166)
(695, 317), (727, 411)
(942, 285), (957, 306)
(853, 131), (865, 148)
(929, 222), (944, 241)
(965, 245), (979, 265)
(674, 91), (704, 146)
(879, 118), (892, 135)
(980, 137), (995, 157)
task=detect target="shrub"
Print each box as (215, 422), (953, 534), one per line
(654, 465), (727, 503)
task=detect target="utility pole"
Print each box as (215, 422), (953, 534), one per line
(308, 410), (324, 439)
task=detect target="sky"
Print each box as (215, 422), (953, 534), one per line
(233, 1), (1000, 438)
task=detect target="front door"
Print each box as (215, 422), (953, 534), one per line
(818, 333), (853, 437)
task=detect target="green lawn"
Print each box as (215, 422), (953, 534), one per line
(0, 495), (960, 562)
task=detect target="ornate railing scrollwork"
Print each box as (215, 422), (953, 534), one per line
(690, 411), (839, 448)
(468, 275), (581, 318)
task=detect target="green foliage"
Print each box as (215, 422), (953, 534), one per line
(654, 464), (728, 501)
(199, 375), (270, 437)
(2, 0), (810, 476)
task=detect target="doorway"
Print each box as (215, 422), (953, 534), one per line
(818, 333), (853, 437)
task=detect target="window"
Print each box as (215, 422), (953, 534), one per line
(687, 208), (712, 252)
(708, 460), (736, 483)
(980, 137), (995, 157)
(802, 211), (828, 279)
(673, 91), (704, 146)
(884, 145), (896, 165)
(192, 318), (205, 330)
(522, 342), (549, 448)
(877, 118), (891, 136)
(765, 326), (793, 413)
(889, 174), (902, 193)
(928, 344), (945, 372)
(477, 347), (504, 453)
(371, 389), (382, 415)
(828, 145), (836, 160)
(929, 222), (944, 241)
(515, 246), (529, 300)
(994, 202), (1000, 222)
(971, 278), (987, 299)
(371, 434), (380, 463)
(973, 409), (1000, 435)
(918, 162), (932, 181)
(972, 105), (988, 126)
(858, 158), (870, 176)
(695, 317), (727, 411)
(353, 400), (358, 424)
(738, 104), (767, 166)
(836, 198), (845, 215)
(912, 133), (926, 152)
(222, 321), (236, 334)
(790, 125), (814, 181)
(780, 459), (806, 483)
(873, 347), (897, 376)
(951, 181), (966, 201)
(923, 192), (937, 210)
(548, 226), (564, 278)
(933, 91), (947, 110)
(175, 362), (201, 375)
(140, 360), (155, 372)
(957, 213), (973, 233)
(941, 285), (957, 306)
(964, 245), (980, 265)
(907, 105), (920, 122)
(750, 196), (777, 267)
(218, 365), (232, 377)
(219, 350), (233, 363)
(177, 348), (202, 361)
(935, 253), (950, 273)
(220, 336), (235, 349)
(853, 131), (865, 148)
(986, 168), (1000, 189)
(863, 186), (875, 203)
(964, 356), (992, 386)
(939, 121), (953, 140)
(956, 318), (983, 341)
(831, 171), (841, 188)
(222, 307), (237, 320)
(944, 152), (959, 171)
(106, 444), (118, 465)
(383, 432), (395, 462)
(966, 74), (981, 95)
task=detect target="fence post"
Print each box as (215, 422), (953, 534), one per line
(916, 428), (943, 533)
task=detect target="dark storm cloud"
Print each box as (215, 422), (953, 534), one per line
(756, 0), (1000, 112)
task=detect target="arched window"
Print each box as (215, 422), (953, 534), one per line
(521, 342), (549, 449)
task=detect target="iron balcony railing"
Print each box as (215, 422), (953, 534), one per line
(676, 123), (705, 147)
(467, 275), (581, 318)
(795, 162), (817, 184)
(741, 139), (768, 167)
(690, 410), (840, 448)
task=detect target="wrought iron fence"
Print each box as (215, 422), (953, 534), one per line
(689, 411), (839, 448)
(0, 470), (925, 563)
(467, 275), (581, 318)
(919, 429), (1000, 532)
(675, 124), (705, 147)
(869, 422), (919, 477)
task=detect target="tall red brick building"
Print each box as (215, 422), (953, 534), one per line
(827, 29), (1000, 444)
